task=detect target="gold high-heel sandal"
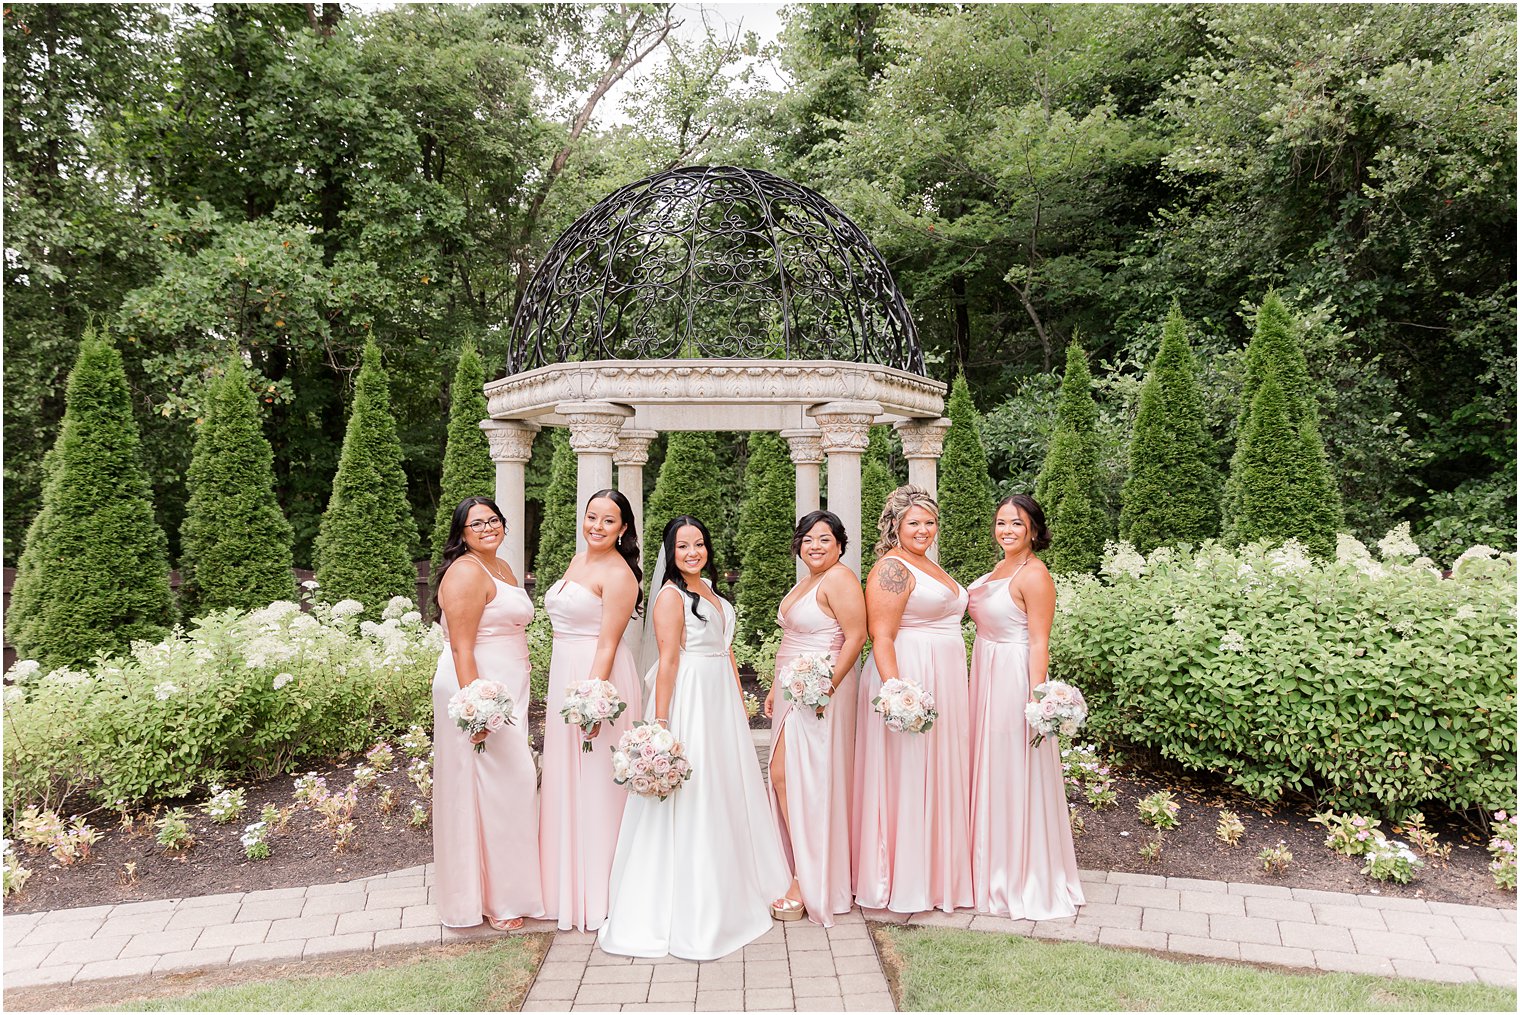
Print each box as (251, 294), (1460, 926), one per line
(770, 897), (805, 922)
(487, 916), (525, 932)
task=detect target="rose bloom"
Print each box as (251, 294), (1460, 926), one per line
(669, 742), (684, 758)
(476, 682), (500, 700)
(459, 702), (478, 721)
(485, 711), (507, 731)
(633, 759), (651, 776)
(899, 689), (919, 710)
(640, 742), (658, 761)
(631, 776), (654, 795)
(651, 755), (672, 774)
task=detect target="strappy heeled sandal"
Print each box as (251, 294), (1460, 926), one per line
(769, 896), (806, 922)
(487, 916), (525, 932)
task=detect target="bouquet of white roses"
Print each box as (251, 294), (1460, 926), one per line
(1024, 680), (1087, 748)
(560, 679), (629, 753)
(778, 652), (835, 712)
(447, 679), (515, 753)
(871, 677), (937, 733)
(611, 721), (693, 800)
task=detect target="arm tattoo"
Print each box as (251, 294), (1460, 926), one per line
(876, 559), (910, 594)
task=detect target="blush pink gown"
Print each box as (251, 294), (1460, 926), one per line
(968, 573), (1085, 919)
(769, 580), (858, 927)
(431, 569), (544, 927)
(852, 556), (973, 914)
(538, 579), (644, 931)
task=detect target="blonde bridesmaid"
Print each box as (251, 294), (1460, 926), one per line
(539, 489), (645, 931)
(853, 485), (973, 914)
(431, 497), (543, 930)
(969, 494), (1084, 919)
(763, 510), (867, 926)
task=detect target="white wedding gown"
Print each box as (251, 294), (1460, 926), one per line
(598, 582), (791, 960)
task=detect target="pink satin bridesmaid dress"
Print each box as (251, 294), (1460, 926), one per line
(538, 579), (644, 931)
(769, 582), (858, 926)
(431, 570), (544, 927)
(968, 572), (1085, 919)
(852, 557), (973, 914)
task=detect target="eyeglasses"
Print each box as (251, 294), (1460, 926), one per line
(467, 517), (505, 534)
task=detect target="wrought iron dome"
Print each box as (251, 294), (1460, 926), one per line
(506, 165), (924, 375)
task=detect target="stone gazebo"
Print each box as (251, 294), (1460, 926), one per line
(481, 166), (949, 579)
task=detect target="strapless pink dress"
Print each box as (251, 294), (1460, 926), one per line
(769, 581), (858, 927)
(538, 579), (644, 931)
(968, 573), (1084, 919)
(852, 557), (973, 913)
(432, 575), (544, 926)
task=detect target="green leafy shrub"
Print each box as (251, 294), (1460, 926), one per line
(6, 328), (175, 667)
(1216, 810), (1244, 846)
(1258, 841), (1293, 874)
(532, 429), (577, 595)
(1309, 811), (1382, 856)
(314, 338), (420, 619)
(202, 785), (247, 824)
(179, 357), (295, 616)
(155, 808), (194, 851)
(735, 432), (796, 649)
(937, 374), (997, 585)
(1050, 537), (1517, 817)
(429, 343), (495, 568)
(2, 596), (438, 813)
(1360, 836), (1423, 883)
(734, 625), (783, 692)
(1416, 473), (1518, 568)
(643, 432), (725, 578)
(1034, 340), (1113, 572)
(1137, 790), (1180, 829)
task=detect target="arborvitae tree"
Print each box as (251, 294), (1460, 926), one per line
(6, 330), (175, 667)
(860, 425), (899, 574)
(179, 357), (294, 615)
(643, 432), (725, 578)
(1227, 374), (1340, 557)
(314, 338), (419, 618)
(1119, 305), (1220, 553)
(533, 427), (578, 595)
(1222, 292), (1343, 546)
(1033, 339), (1113, 571)
(937, 373), (997, 586)
(735, 431), (796, 648)
(430, 343), (494, 569)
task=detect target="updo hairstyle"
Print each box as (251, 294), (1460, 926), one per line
(994, 493), (1052, 552)
(873, 484), (940, 557)
(791, 509), (849, 558)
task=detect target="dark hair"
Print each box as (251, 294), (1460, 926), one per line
(659, 515), (726, 621)
(431, 496), (508, 620)
(586, 488), (643, 614)
(791, 510), (849, 558)
(995, 494), (1051, 552)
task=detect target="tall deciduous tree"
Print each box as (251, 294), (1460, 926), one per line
(1119, 305), (1220, 552)
(644, 433), (725, 579)
(937, 374), (997, 585)
(430, 343), (495, 568)
(533, 428), (578, 597)
(179, 357), (294, 615)
(1034, 340), (1113, 572)
(6, 329), (175, 667)
(313, 338), (419, 617)
(735, 432), (796, 649)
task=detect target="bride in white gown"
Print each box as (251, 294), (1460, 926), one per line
(599, 515), (791, 960)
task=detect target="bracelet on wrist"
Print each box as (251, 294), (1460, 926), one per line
(654, 717), (669, 726)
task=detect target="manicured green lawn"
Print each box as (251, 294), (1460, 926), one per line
(118, 938), (544, 1012)
(877, 926), (1517, 1012)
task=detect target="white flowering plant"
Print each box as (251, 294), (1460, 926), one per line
(241, 820), (272, 860)
(1359, 835), (1424, 883)
(398, 725), (432, 759)
(202, 785), (247, 824)
(2, 840), (31, 897)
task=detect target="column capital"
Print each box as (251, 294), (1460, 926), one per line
(894, 417), (952, 459)
(479, 419), (540, 463)
(808, 401), (879, 455)
(556, 401), (634, 454)
(614, 429), (658, 467)
(780, 428), (824, 466)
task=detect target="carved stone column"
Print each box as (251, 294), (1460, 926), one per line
(894, 417), (951, 561)
(781, 428), (824, 581)
(614, 430), (657, 544)
(480, 419), (541, 577)
(809, 401), (879, 577)
(557, 401), (634, 553)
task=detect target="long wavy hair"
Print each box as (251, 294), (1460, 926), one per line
(874, 484), (940, 557)
(586, 488), (644, 614)
(659, 515), (727, 621)
(431, 496), (507, 621)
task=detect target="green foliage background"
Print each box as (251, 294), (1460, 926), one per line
(1034, 341), (1113, 572)
(429, 343), (495, 569)
(735, 431), (796, 649)
(936, 375), (996, 585)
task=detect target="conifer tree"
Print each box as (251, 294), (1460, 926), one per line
(937, 374), (997, 585)
(314, 338), (419, 618)
(1227, 374), (1340, 557)
(532, 427), (578, 595)
(1033, 339), (1113, 571)
(179, 357), (294, 615)
(430, 343), (494, 569)
(644, 432), (725, 578)
(860, 425), (899, 574)
(1119, 305), (1220, 553)
(735, 431), (796, 648)
(6, 329), (175, 666)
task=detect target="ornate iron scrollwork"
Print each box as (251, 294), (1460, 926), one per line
(507, 166), (924, 375)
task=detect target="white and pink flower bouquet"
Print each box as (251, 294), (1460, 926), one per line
(560, 679), (629, 753)
(871, 677), (937, 733)
(611, 721), (692, 800)
(1024, 680), (1087, 748)
(778, 652), (836, 713)
(447, 679), (515, 753)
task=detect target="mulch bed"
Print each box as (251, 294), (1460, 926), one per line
(5, 725), (1512, 917)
